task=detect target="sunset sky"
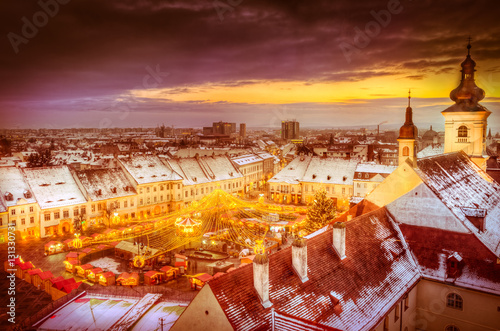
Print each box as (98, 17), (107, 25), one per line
(1, 0), (499, 131)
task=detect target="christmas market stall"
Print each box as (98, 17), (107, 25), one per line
(33, 270), (54, 289)
(87, 267), (103, 283)
(117, 272), (139, 286)
(76, 264), (93, 278)
(63, 259), (79, 274)
(44, 241), (64, 255)
(18, 261), (35, 279)
(50, 278), (83, 300)
(98, 271), (115, 286)
(144, 270), (163, 285)
(25, 268), (43, 284)
(63, 239), (74, 251)
(160, 266), (180, 281)
(189, 273), (213, 290)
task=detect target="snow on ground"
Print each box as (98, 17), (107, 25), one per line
(90, 257), (122, 274)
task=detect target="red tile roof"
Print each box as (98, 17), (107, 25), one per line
(38, 271), (54, 280)
(416, 151), (500, 255)
(399, 223), (500, 295)
(207, 208), (420, 331)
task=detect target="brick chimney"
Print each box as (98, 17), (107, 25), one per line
(332, 222), (346, 260)
(253, 253), (272, 308)
(292, 237), (308, 283)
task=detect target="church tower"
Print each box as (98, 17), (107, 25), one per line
(442, 41), (491, 170)
(398, 90), (418, 167)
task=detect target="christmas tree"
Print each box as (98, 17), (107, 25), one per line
(305, 188), (336, 233)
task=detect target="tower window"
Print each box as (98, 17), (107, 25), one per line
(458, 126), (468, 138)
(402, 146), (409, 156)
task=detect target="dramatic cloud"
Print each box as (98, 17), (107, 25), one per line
(0, 0), (499, 130)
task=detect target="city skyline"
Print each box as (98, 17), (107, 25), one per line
(1, 0), (499, 131)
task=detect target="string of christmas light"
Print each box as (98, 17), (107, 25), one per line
(90, 189), (307, 258)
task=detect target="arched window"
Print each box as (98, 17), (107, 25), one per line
(445, 325), (460, 331)
(402, 146), (409, 156)
(458, 126), (468, 137)
(446, 293), (463, 310)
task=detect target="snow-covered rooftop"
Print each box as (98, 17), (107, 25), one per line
(22, 166), (87, 209)
(355, 163), (396, 174)
(0, 167), (36, 207)
(269, 156), (358, 185)
(75, 168), (137, 201)
(119, 155), (183, 185)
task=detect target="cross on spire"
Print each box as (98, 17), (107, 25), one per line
(467, 36), (472, 56)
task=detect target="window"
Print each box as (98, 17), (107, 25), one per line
(11, 209), (15, 215)
(153, 196), (157, 203)
(160, 185), (164, 191)
(92, 204), (96, 212)
(445, 326), (460, 331)
(404, 296), (409, 311)
(402, 146), (409, 156)
(357, 183), (361, 188)
(124, 200), (128, 208)
(446, 293), (463, 310)
(81, 207), (86, 215)
(44, 214), (50, 221)
(458, 125), (468, 137)
(153, 186), (157, 192)
(147, 187), (150, 193)
(115, 201), (120, 209)
(21, 218), (25, 225)
(30, 217), (34, 224)
(160, 195), (163, 201)
(394, 303), (400, 322)
(131, 200), (134, 207)
(383, 316), (389, 331)
(29, 206), (34, 213)
(147, 197), (150, 204)
(365, 173), (369, 178)
(140, 199), (143, 206)
(54, 212), (60, 219)
(63, 210), (69, 218)
(97, 204), (102, 211)
(131, 212), (135, 218)
(21, 209), (25, 214)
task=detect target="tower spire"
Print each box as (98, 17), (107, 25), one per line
(408, 89), (411, 107)
(467, 36), (472, 56)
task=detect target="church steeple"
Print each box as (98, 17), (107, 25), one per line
(449, 39), (486, 108)
(398, 90), (417, 167)
(399, 90), (418, 140)
(442, 40), (491, 170)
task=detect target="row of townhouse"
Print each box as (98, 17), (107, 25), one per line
(0, 153), (280, 240)
(267, 156), (396, 210)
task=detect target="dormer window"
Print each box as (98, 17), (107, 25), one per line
(312, 174), (316, 179)
(327, 175), (331, 180)
(23, 190), (32, 199)
(5, 192), (13, 201)
(446, 252), (463, 278)
(111, 187), (117, 193)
